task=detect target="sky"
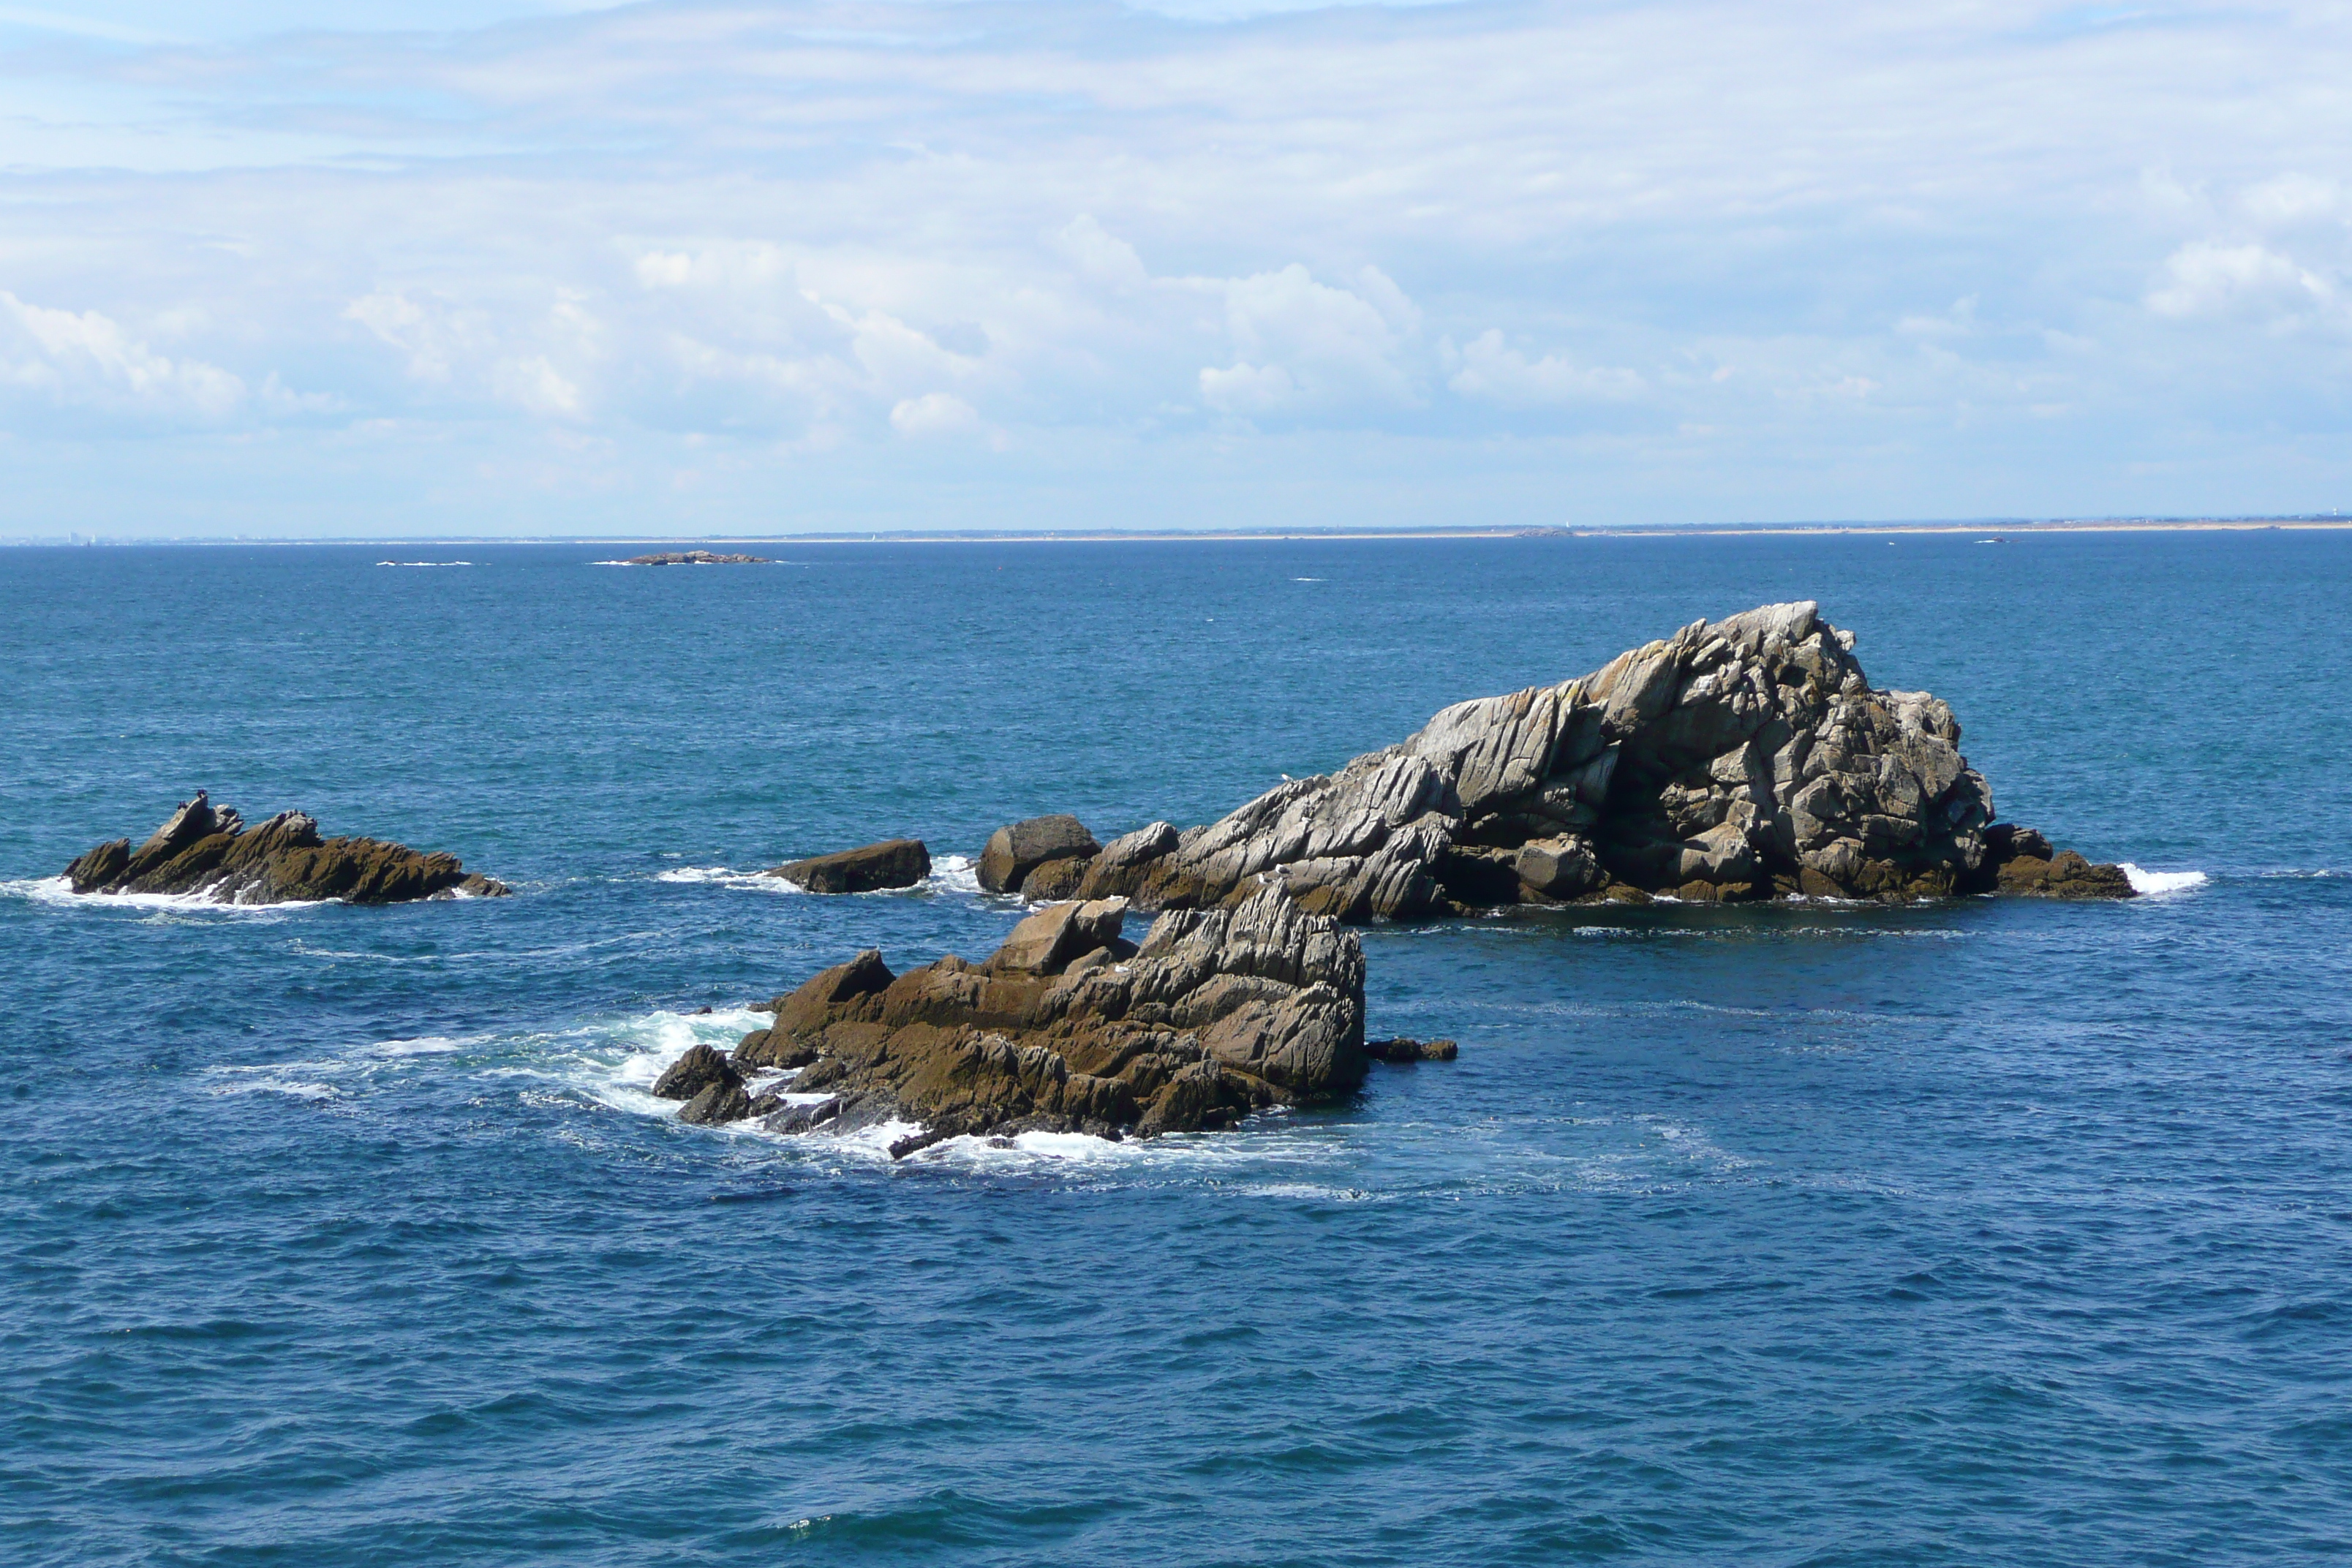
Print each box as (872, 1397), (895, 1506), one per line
(1, 0), (2348, 538)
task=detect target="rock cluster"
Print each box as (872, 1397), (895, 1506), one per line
(983, 602), (2131, 913)
(624, 551), (770, 565)
(767, 839), (930, 893)
(661, 883), (1370, 1154)
(63, 791), (509, 905)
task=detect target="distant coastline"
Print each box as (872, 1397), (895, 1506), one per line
(8, 516), (2348, 547)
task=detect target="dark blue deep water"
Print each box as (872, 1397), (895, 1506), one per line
(4, 532), (2351, 1566)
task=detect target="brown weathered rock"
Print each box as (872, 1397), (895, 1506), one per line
(1365, 1036), (1459, 1063)
(61, 794), (508, 905)
(652, 1043), (739, 1101)
(978, 815), (1100, 894)
(662, 882), (1366, 1154)
(767, 839), (930, 894)
(1994, 849), (2136, 899)
(678, 1081), (754, 1125)
(1019, 855), (1088, 902)
(999, 604), (2132, 912)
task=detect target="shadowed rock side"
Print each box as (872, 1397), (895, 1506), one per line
(997, 602), (2132, 913)
(64, 791), (510, 905)
(766, 838), (930, 893)
(662, 883), (1370, 1155)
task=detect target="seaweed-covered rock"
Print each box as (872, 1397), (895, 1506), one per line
(767, 839), (930, 894)
(663, 882), (1366, 1154)
(62, 792), (508, 905)
(1010, 604), (2132, 911)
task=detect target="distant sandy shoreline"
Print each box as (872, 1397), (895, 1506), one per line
(10, 519), (2349, 547)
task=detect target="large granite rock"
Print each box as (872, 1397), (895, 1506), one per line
(987, 603), (2131, 913)
(61, 791), (509, 905)
(662, 883), (1368, 1151)
(766, 839), (930, 893)
(977, 814), (1101, 894)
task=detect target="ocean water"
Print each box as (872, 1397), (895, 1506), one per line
(3, 531), (2350, 1566)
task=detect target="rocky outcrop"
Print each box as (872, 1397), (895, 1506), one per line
(624, 551), (770, 565)
(984, 603), (2131, 912)
(767, 839), (930, 894)
(978, 815), (1100, 895)
(657, 883), (1369, 1152)
(1364, 1036), (1459, 1063)
(62, 791), (509, 905)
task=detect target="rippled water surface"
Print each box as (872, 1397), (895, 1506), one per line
(4, 532), (2350, 1565)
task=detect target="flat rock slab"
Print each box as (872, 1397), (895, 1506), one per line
(768, 839), (930, 894)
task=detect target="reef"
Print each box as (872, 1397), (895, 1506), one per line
(655, 883), (1371, 1154)
(978, 601), (2132, 915)
(623, 551), (770, 565)
(64, 791), (508, 905)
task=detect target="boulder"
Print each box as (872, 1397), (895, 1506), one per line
(978, 815), (1100, 894)
(651, 1043), (739, 1101)
(657, 881), (1366, 1154)
(678, 1081), (754, 1125)
(1000, 604), (2132, 911)
(61, 794), (509, 905)
(1019, 855), (1089, 902)
(767, 839), (930, 894)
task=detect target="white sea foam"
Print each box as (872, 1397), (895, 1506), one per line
(375, 559), (474, 567)
(655, 853), (981, 898)
(1, 875), (325, 914)
(2119, 863), (2209, 896)
(655, 864), (793, 889)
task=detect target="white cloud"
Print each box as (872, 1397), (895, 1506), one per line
(0, 290), (244, 418)
(5, 1), (2352, 530)
(1446, 330), (1645, 405)
(1201, 264), (1417, 415)
(889, 391), (983, 438)
(2146, 242), (2334, 323)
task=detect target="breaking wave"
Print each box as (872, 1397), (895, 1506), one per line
(2120, 864), (2208, 896)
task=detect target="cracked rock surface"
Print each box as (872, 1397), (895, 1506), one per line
(1008, 601), (2132, 915)
(685, 883), (1368, 1153)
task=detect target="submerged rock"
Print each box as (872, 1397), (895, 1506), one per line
(62, 791), (509, 905)
(983, 603), (2132, 912)
(1364, 1036), (1459, 1063)
(660, 882), (1368, 1154)
(767, 838), (930, 894)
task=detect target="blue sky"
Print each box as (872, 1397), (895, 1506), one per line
(1, 0), (2347, 537)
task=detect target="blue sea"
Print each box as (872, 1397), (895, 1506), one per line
(4, 531), (2350, 1566)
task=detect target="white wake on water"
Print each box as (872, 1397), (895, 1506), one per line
(2119, 863), (2209, 896)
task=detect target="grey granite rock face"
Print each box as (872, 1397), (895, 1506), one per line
(1001, 602), (2127, 913)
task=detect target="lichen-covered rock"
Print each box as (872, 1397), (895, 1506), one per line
(61, 791), (509, 905)
(668, 882), (1368, 1154)
(766, 838), (930, 894)
(1021, 603), (2131, 911)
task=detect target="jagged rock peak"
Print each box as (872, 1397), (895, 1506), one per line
(988, 602), (2132, 914)
(63, 793), (509, 905)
